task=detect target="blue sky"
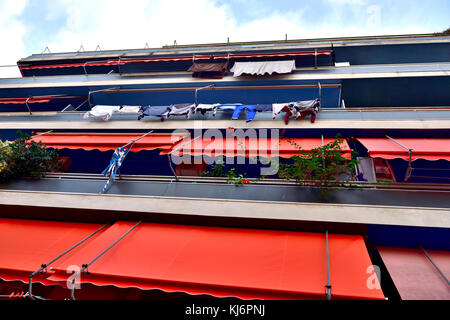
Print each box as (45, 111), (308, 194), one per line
(0, 0), (449, 71)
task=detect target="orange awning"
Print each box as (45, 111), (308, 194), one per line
(0, 218), (105, 285)
(0, 96), (86, 104)
(357, 138), (450, 161)
(377, 246), (450, 300)
(18, 50), (333, 71)
(29, 133), (189, 152)
(0, 218), (384, 300)
(165, 138), (352, 159)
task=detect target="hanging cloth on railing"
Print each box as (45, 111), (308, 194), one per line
(187, 61), (229, 79)
(83, 105), (121, 121)
(230, 60), (296, 77)
(101, 146), (130, 193)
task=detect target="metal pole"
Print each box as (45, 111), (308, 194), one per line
(0, 130), (54, 150)
(88, 87), (120, 108)
(386, 135), (413, 182)
(325, 230), (332, 300)
(121, 130), (154, 149)
(167, 135), (203, 181)
(28, 224), (108, 299)
(105, 83), (341, 94)
(71, 220), (142, 300)
(194, 84), (215, 106)
(338, 85), (342, 108)
(419, 243), (449, 285)
(318, 82), (322, 102)
(25, 97), (32, 115)
(314, 49), (318, 69)
(167, 154), (178, 181)
(73, 99), (88, 111)
(169, 134), (202, 156)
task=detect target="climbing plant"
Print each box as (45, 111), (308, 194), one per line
(0, 132), (61, 183)
(278, 135), (359, 188)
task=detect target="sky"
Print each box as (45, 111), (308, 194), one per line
(0, 0), (449, 77)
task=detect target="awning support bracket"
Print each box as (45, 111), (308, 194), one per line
(71, 220), (142, 300)
(386, 135), (413, 182)
(28, 223), (109, 300)
(195, 84), (215, 106)
(167, 134), (203, 181)
(325, 230), (332, 300)
(419, 243), (450, 285)
(88, 87), (121, 108)
(25, 97), (32, 115)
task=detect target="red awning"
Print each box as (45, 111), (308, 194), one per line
(29, 133), (189, 152)
(18, 60), (124, 70)
(0, 218), (384, 300)
(377, 246), (450, 300)
(0, 218), (105, 284)
(357, 138), (450, 161)
(0, 96), (86, 104)
(165, 137), (352, 159)
(18, 50), (333, 70)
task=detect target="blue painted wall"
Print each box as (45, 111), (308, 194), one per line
(335, 42), (450, 65)
(342, 76), (450, 107)
(367, 224), (450, 251)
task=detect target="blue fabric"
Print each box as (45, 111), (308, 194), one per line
(101, 147), (129, 193)
(138, 105), (171, 120)
(255, 104), (272, 112)
(231, 105), (257, 122)
(216, 103), (241, 110)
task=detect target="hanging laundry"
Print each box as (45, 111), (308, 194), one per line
(272, 103), (291, 119)
(119, 105), (141, 114)
(187, 62), (229, 79)
(83, 105), (121, 121)
(194, 103), (220, 116)
(101, 146), (130, 193)
(272, 99), (320, 124)
(230, 60), (296, 77)
(255, 104), (273, 112)
(217, 103), (242, 111)
(231, 105), (257, 122)
(138, 105), (171, 121)
(168, 103), (195, 119)
(291, 99), (321, 123)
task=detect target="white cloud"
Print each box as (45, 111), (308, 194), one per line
(0, 0), (28, 77)
(0, 0), (441, 79)
(46, 0), (237, 52)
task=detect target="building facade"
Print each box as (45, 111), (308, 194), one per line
(0, 33), (449, 300)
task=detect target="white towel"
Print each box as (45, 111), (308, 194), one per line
(119, 105), (141, 114)
(83, 105), (121, 121)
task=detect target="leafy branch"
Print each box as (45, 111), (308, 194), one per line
(0, 131), (61, 183)
(278, 135), (359, 189)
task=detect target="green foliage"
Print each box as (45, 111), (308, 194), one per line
(201, 163), (251, 185)
(278, 136), (359, 188)
(0, 131), (61, 182)
(200, 163), (227, 177)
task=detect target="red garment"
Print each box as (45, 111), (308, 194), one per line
(281, 106), (293, 125)
(296, 109), (317, 123)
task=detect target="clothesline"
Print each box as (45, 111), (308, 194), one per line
(83, 99), (321, 124)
